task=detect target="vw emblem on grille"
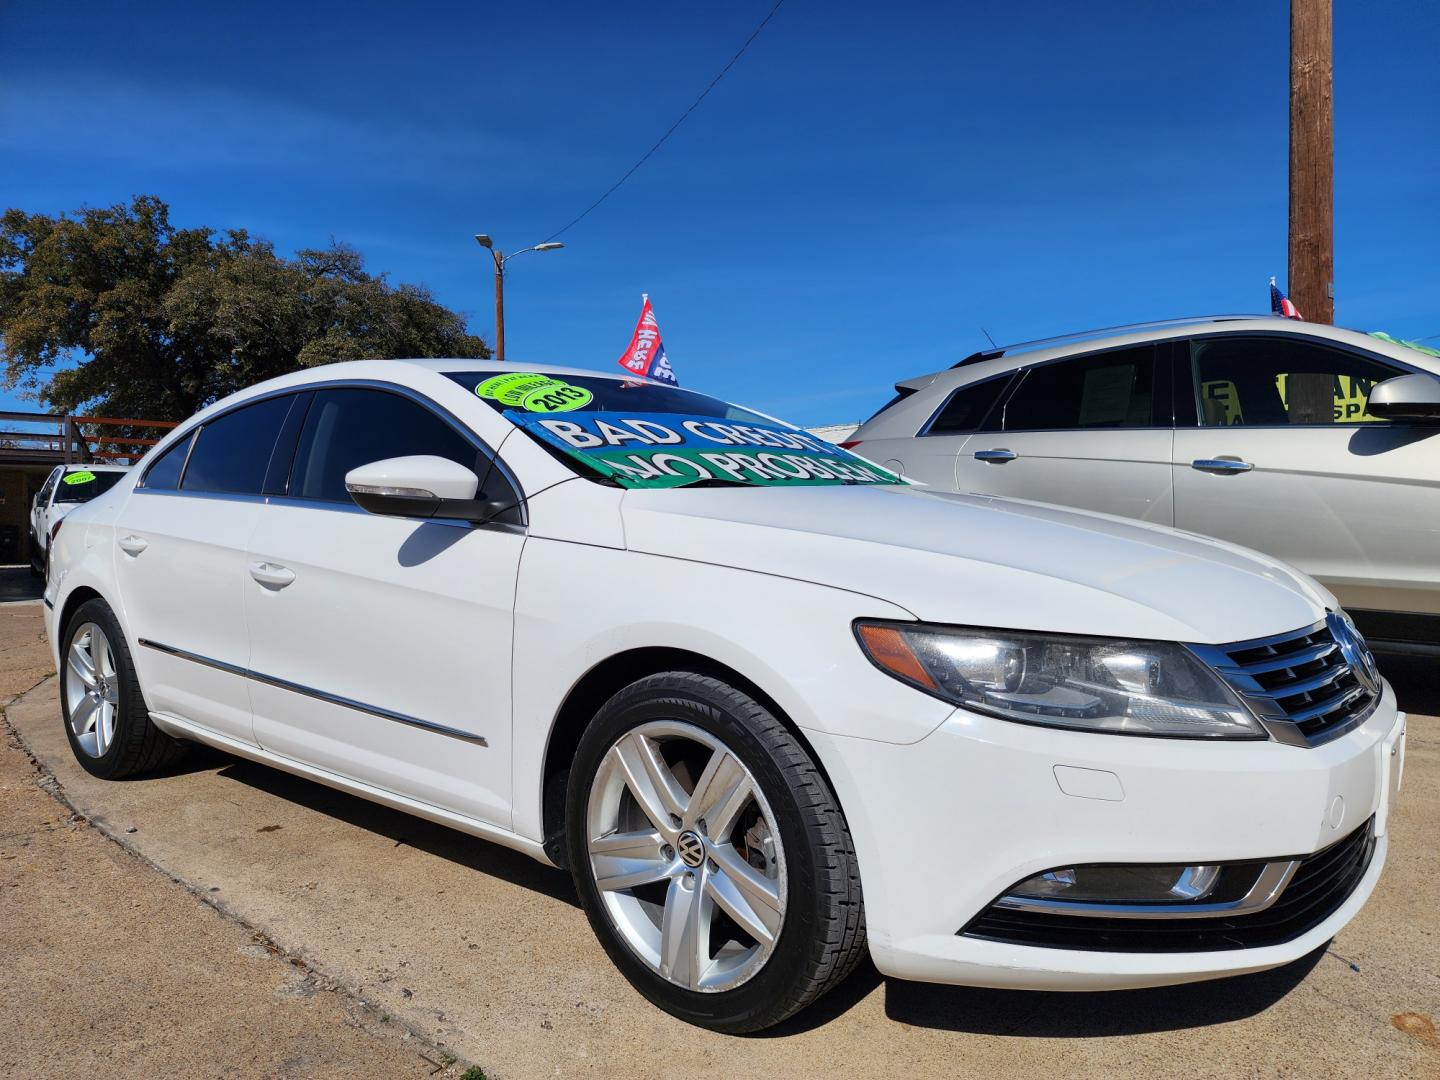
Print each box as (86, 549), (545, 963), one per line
(676, 830), (706, 868)
(1328, 611), (1380, 694)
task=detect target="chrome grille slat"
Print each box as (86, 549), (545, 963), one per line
(1238, 641), (1337, 675)
(1188, 617), (1382, 747)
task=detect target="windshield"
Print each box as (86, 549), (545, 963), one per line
(53, 469), (125, 503)
(444, 370), (906, 490)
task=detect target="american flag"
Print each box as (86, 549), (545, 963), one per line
(1270, 277), (1302, 320)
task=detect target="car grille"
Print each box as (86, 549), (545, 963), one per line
(960, 818), (1376, 952)
(1189, 619), (1381, 747)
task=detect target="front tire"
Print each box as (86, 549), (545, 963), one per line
(60, 598), (185, 779)
(566, 672), (865, 1032)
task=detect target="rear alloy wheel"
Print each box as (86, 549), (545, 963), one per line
(567, 672), (865, 1032)
(61, 598), (185, 779)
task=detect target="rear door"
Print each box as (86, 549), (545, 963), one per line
(1173, 333), (1440, 616)
(954, 343), (1176, 524)
(114, 393), (302, 744)
(244, 385), (522, 826)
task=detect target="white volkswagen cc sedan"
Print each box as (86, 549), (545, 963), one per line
(44, 359), (1406, 1032)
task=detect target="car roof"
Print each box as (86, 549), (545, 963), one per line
(62, 463), (129, 473)
(855, 316), (1440, 439)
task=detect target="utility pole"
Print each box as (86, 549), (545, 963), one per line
(1289, 0), (1334, 324)
(473, 234), (566, 362)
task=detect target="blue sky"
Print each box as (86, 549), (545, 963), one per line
(2, 1), (1437, 424)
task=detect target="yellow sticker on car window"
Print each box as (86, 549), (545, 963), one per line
(520, 382), (593, 413)
(476, 372), (593, 412)
(63, 471), (97, 485)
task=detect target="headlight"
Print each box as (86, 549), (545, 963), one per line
(854, 621), (1264, 739)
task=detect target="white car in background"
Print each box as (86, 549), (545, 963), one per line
(847, 317), (1440, 653)
(29, 463), (129, 575)
(44, 359), (1404, 1031)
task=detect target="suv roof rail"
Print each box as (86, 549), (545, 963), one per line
(950, 314), (1281, 368)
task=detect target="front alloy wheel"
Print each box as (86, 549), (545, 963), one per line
(567, 671), (866, 1032)
(586, 720), (787, 993)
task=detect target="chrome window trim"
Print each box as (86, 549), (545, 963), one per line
(993, 859), (1299, 920)
(1181, 329), (1425, 431)
(132, 377), (527, 528)
(138, 638), (488, 746)
(916, 372), (1017, 438)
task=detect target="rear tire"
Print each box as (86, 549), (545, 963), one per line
(566, 671), (866, 1033)
(60, 598), (185, 779)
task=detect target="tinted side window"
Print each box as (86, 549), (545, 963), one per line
(1191, 337), (1406, 427)
(289, 388), (485, 504)
(38, 468), (62, 503)
(924, 376), (1011, 436)
(182, 396), (294, 495)
(1002, 347), (1156, 431)
(140, 431), (195, 491)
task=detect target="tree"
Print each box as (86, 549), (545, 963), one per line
(0, 195), (489, 419)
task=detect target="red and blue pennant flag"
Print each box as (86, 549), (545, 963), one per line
(616, 294), (679, 385)
(1270, 277), (1302, 320)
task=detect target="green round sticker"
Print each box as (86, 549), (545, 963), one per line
(476, 372), (593, 413)
(520, 382), (593, 413)
(63, 470), (97, 485)
(475, 372), (561, 407)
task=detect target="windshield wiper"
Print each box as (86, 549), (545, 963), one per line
(670, 476), (756, 489)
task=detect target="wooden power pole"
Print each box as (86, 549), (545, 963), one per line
(1289, 0), (1334, 324)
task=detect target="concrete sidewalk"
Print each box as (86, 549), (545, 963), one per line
(4, 600), (1439, 1078)
(0, 602), (468, 1078)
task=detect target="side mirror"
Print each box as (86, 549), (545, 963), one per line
(345, 455), (518, 524)
(1367, 373), (1440, 423)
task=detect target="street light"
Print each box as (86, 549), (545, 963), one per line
(474, 234), (565, 362)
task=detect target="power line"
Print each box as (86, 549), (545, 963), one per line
(542, 0), (787, 243)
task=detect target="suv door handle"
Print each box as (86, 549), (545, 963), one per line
(118, 535), (148, 556)
(974, 448), (1018, 463)
(1191, 458), (1253, 474)
(249, 562), (296, 589)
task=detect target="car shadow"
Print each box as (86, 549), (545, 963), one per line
(761, 945), (1327, 1037)
(157, 744), (580, 908)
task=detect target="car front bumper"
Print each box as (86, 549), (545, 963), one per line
(808, 680), (1406, 990)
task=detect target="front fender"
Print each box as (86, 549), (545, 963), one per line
(509, 539), (955, 844)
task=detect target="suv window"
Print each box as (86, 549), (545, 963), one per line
(140, 431), (195, 490)
(1191, 336), (1407, 426)
(924, 376), (1011, 436)
(289, 387), (489, 504)
(182, 396), (294, 495)
(1001, 346), (1157, 431)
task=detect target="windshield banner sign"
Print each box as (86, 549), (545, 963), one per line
(504, 410), (906, 489)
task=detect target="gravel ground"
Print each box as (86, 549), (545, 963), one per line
(3, 583), (1437, 1079)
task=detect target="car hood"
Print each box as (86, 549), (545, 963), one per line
(619, 485), (1332, 645)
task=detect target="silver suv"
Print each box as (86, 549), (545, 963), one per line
(847, 316), (1440, 651)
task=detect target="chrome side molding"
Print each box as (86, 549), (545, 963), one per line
(137, 638), (488, 746)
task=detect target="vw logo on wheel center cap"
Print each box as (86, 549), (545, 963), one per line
(676, 830), (706, 868)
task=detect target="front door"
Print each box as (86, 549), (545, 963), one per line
(1173, 333), (1440, 616)
(244, 385), (522, 827)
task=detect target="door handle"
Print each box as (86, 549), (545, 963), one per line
(1191, 458), (1254, 474)
(118, 535), (148, 556)
(249, 562), (296, 589)
(973, 448), (1018, 463)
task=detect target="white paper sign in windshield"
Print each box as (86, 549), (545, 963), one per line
(508, 410), (907, 489)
